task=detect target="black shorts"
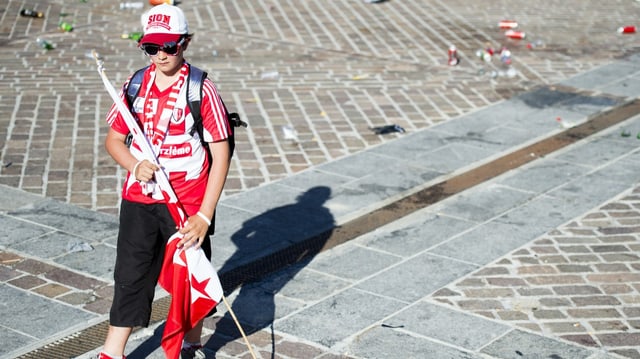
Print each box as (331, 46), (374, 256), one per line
(110, 200), (212, 328)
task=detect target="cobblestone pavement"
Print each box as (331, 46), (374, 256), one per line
(1, 1), (640, 359)
(433, 186), (640, 358)
(1, 0), (639, 215)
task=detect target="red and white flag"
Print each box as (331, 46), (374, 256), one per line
(159, 232), (223, 359)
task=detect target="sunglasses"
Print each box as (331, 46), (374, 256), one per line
(140, 38), (186, 56)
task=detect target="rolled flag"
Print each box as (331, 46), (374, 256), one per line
(505, 29), (526, 39)
(498, 20), (518, 29)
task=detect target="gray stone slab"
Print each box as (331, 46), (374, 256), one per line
(54, 243), (116, 279)
(326, 185), (392, 220)
(275, 288), (406, 348)
(0, 325), (34, 359)
(428, 183), (534, 223)
(0, 284), (96, 340)
(10, 230), (93, 260)
(429, 219), (549, 266)
(481, 329), (595, 359)
(359, 212), (476, 257)
(347, 326), (483, 359)
(498, 159), (590, 194)
(560, 62), (640, 92)
(7, 199), (118, 242)
(0, 184), (49, 213)
(368, 129), (455, 161)
(306, 242), (401, 280)
(262, 265), (351, 302)
(355, 253), (478, 302)
(602, 74), (640, 98)
(0, 215), (53, 246)
(276, 168), (354, 194)
(318, 150), (407, 179)
(416, 143), (496, 174)
(496, 195), (584, 235)
(551, 136), (639, 168)
(342, 161), (443, 198)
(547, 171), (636, 212)
(388, 301), (510, 351)
(221, 183), (306, 215)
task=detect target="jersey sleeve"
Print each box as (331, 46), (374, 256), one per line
(200, 79), (232, 143)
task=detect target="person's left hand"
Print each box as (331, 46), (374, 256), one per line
(178, 215), (209, 249)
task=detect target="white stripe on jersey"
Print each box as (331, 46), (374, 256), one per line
(202, 80), (230, 141)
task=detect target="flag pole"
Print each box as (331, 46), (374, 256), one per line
(222, 296), (257, 359)
(92, 50), (257, 358)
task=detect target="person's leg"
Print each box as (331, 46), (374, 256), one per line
(184, 320), (204, 343)
(103, 201), (165, 357)
(102, 326), (133, 356)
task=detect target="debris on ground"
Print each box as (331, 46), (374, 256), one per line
(372, 124), (405, 134)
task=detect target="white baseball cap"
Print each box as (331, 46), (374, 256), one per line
(140, 4), (189, 45)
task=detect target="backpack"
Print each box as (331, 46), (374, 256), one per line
(123, 64), (246, 160)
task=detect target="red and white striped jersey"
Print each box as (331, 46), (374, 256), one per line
(106, 64), (231, 215)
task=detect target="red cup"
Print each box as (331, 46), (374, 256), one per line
(617, 26), (637, 34)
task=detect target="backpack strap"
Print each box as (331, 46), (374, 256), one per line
(186, 64), (206, 144)
(123, 66), (149, 147)
(125, 66), (149, 108)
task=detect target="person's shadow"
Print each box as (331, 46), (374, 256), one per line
(205, 186), (335, 357)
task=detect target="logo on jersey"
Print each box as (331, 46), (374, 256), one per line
(172, 108), (184, 124)
(159, 143), (192, 158)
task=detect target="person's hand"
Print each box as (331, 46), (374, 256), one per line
(132, 160), (158, 182)
(178, 213), (210, 249)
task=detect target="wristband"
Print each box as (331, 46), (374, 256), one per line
(196, 211), (211, 226)
(132, 160), (142, 180)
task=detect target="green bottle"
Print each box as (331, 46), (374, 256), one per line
(36, 38), (54, 50)
(121, 32), (143, 42)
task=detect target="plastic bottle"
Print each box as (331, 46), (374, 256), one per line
(119, 2), (144, 9)
(121, 32), (143, 41)
(59, 21), (74, 32)
(20, 9), (44, 18)
(36, 38), (55, 50)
